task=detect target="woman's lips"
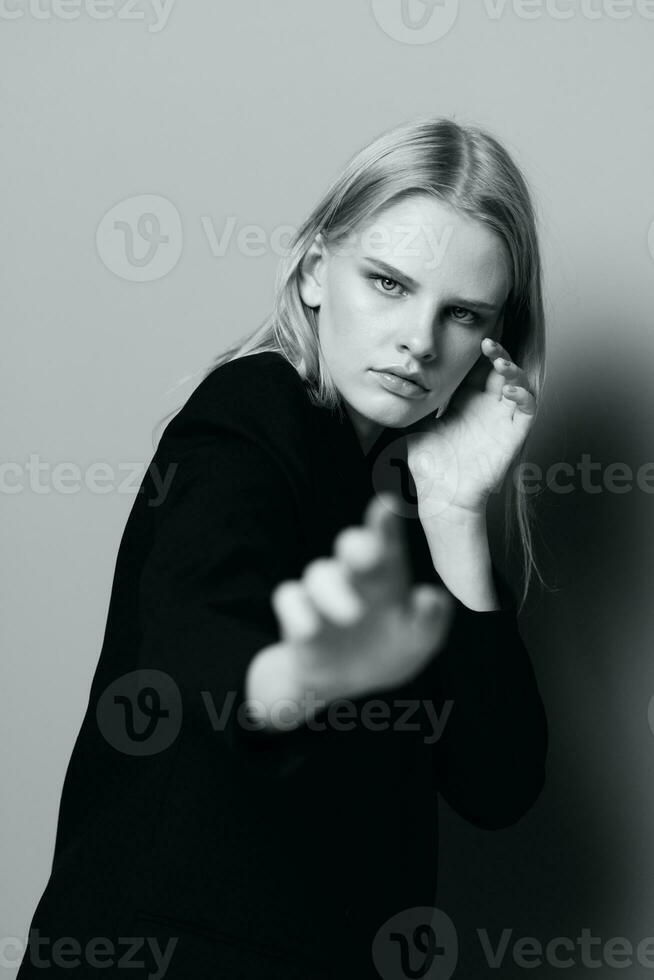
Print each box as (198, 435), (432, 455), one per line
(369, 369), (428, 399)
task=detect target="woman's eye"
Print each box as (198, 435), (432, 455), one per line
(450, 306), (478, 324)
(369, 274), (406, 297)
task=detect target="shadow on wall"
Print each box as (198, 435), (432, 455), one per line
(435, 340), (653, 977)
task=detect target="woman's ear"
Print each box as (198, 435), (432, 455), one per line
(298, 233), (327, 309)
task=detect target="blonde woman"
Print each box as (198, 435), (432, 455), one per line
(18, 117), (548, 979)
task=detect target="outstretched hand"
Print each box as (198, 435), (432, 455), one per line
(268, 493), (454, 708)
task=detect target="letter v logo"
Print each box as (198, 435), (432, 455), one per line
(372, 0), (460, 43)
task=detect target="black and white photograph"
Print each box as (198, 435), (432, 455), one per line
(3, 2), (653, 977)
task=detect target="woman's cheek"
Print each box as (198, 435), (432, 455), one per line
(337, 293), (386, 345)
(328, 280), (368, 331)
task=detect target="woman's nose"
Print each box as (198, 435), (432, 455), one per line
(396, 327), (438, 361)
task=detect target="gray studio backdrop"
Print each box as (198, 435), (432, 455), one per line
(3, 1), (654, 977)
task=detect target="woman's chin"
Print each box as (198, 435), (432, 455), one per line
(365, 399), (435, 430)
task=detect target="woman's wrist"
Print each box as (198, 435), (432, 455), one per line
(419, 509), (501, 612)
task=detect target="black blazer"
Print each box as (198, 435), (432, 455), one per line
(18, 351), (548, 980)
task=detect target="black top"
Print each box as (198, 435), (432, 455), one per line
(18, 351), (548, 980)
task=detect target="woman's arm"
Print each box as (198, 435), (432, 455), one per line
(135, 421), (321, 780)
(421, 509), (500, 611)
(400, 336), (548, 828)
(418, 511), (548, 829)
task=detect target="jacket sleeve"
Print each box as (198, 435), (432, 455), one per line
(134, 403), (320, 780)
(403, 510), (548, 829)
(428, 567), (548, 829)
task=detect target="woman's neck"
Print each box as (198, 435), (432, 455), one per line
(342, 401), (383, 456)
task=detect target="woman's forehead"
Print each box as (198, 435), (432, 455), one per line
(337, 197), (511, 300)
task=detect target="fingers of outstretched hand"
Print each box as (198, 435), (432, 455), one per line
(271, 579), (323, 643)
(335, 493), (411, 604)
(301, 558), (366, 626)
(271, 494), (411, 640)
(366, 493), (410, 573)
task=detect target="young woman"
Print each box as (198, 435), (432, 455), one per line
(18, 117), (548, 979)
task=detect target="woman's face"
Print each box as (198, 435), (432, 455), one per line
(299, 194), (511, 452)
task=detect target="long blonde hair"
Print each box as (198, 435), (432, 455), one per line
(154, 116), (547, 611)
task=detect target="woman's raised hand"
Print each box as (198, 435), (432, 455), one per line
(407, 337), (538, 522)
(247, 493), (454, 728)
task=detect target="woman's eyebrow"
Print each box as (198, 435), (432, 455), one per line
(362, 257), (419, 289)
(362, 257), (502, 311)
(450, 297), (502, 312)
